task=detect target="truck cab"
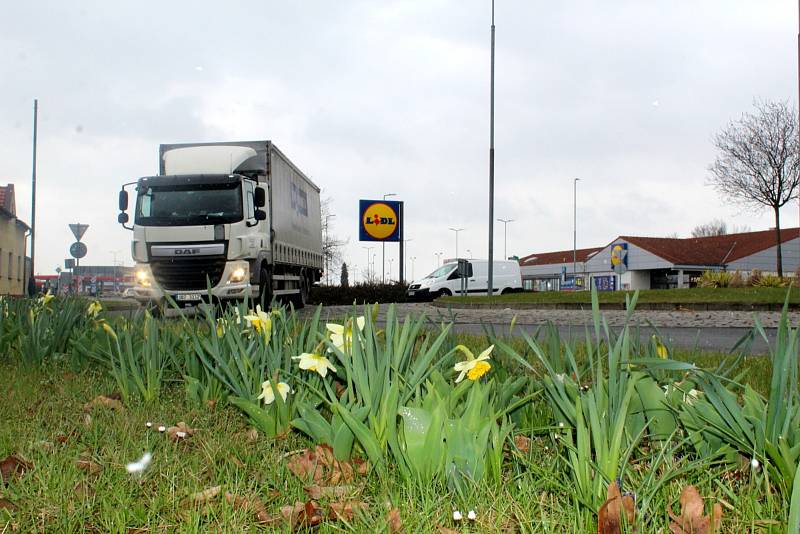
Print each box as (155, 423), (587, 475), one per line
(118, 141), (322, 309)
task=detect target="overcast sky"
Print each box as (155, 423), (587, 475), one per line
(1, 0), (797, 282)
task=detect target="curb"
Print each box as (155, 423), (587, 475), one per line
(432, 300), (799, 312)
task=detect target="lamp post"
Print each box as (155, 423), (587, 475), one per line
(449, 227), (464, 259)
(382, 193), (397, 284)
(362, 246), (374, 282)
(487, 0), (496, 297)
(410, 256), (417, 280)
(435, 252), (443, 267)
(325, 214), (336, 285)
(388, 258), (394, 282)
(497, 218), (514, 259)
(402, 238), (413, 284)
(573, 178), (580, 280)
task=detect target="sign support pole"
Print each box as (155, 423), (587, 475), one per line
(398, 202), (404, 284)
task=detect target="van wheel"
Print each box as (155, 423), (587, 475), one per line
(437, 288), (452, 299)
(500, 288), (510, 295)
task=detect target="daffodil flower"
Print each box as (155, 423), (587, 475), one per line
(244, 305), (272, 340)
(87, 301), (102, 318)
(652, 335), (668, 358)
(216, 318), (227, 338)
(257, 380), (292, 405)
(38, 291), (54, 306)
(326, 316), (365, 352)
(292, 352), (337, 378)
(101, 321), (118, 340)
(453, 344), (494, 383)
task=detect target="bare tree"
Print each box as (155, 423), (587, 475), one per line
(321, 196), (348, 285)
(708, 100), (800, 276)
(691, 219), (728, 238)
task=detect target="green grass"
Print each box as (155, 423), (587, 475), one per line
(441, 287), (800, 306)
(0, 347), (781, 532)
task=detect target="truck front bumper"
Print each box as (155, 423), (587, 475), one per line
(130, 261), (259, 306)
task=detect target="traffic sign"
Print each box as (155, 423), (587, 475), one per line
(70, 242), (87, 259)
(69, 223), (89, 241)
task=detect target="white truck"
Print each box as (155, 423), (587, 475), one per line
(117, 141), (323, 309)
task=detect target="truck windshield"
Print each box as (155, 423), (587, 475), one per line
(135, 182), (243, 226)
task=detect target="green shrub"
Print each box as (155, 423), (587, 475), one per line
(754, 273), (787, 287)
(697, 270), (733, 288)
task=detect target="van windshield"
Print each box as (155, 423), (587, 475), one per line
(425, 264), (455, 279)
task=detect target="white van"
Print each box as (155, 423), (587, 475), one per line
(407, 259), (522, 300)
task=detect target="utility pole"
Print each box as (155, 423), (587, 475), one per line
(410, 256), (416, 280)
(29, 99), (38, 295)
(382, 193), (396, 284)
(402, 238), (413, 283)
(497, 218), (514, 259)
(449, 227), (464, 259)
(573, 178), (580, 280)
(487, 0), (496, 296)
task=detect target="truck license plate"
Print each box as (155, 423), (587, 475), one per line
(175, 293), (202, 302)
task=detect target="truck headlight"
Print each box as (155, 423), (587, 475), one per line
(135, 267), (152, 287)
(228, 262), (249, 283)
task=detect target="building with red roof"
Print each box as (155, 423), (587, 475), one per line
(0, 184), (31, 296)
(520, 227), (799, 291)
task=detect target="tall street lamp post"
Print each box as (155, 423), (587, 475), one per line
(362, 246), (374, 282)
(487, 0), (496, 296)
(382, 193), (397, 284)
(410, 256), (416, 280)
(497, 218), (514, 259)
(325, 214), (336, 285)
(449, 227), (464, 259)
(435, 252), (443, 267)
(573, 178), (580, 280)
(402, 238), (413, 284)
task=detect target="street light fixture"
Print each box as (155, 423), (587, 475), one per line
(402, 238), (413, 284)
(434, 251), (443, 267)
(362, 246), (374, 282)
(388, 258), (394, 282)
(497, 218), (514, 259)
(448, 227), (464, 259)
(410, 256), (417, 280)
(382, 193), (397, 284)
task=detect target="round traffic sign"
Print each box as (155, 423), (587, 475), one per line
(70, 241), (87, 259)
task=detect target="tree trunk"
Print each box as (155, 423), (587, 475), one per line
(773, 206), (783, 277)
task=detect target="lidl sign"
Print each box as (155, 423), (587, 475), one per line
(611, 243), (628, 274)
(359, 199), (402, 242)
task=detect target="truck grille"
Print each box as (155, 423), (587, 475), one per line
(151, 256), (227, 291)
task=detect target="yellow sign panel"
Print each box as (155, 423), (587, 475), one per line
(362, 202), (399, 240)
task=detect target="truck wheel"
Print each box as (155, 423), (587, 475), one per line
(258, 266), (272, 308)
(294, 274), (309, 310)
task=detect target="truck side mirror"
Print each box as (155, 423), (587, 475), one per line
(254, 187), (266, 208)
(255, 209), (267, 221)
(118, 212), (129, 224)
(118, 190), (129, 211)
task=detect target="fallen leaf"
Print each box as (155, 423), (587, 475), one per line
(76, 459), (102, 475)
(668, 485), (722, 534)
(83, 395), (123, 412)
(166, 422), (196, 442)
(328, 500), (369, 521)
(224, 491), (274, 524)
(190, 485), (222, 505)
(388, 507), (403, 533)
(0, 454), (32, 485)
(513, 435), (531, 454)
(245, 428), (259, 443)
(437, 527), (458, 534)
(206, 399), (218, 409)
(0, 498), (15, 511)
(286, 445), (368, 485)
(597, 481), (635, 534)
(296, 500), (325, 529)
(304, 485), (358, 500)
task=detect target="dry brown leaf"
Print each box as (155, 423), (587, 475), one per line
(0, 454), (32, 485)
(297, 500), (325, 529)
(387, 507), (404, 533)
(206, 399), (218, 409)
(286, 445), (368, 485)
(668, 486), (723, 534)
(0, 497), (15, 511)
(245, 428), (259, 443)
(191, 485), (222, 505)
(83, 395), (124, 412)
(328, 500), (369, 521)
(166, 422), (196, 442)
(437, 527), (458, 534)
(597, 481), (635, 534)
(513, 435), (531, 454)
(304, 485), (358, 500)
(224, 491), (274, 524)
(76, 459), (102, 475)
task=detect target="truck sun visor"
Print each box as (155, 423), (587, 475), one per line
(162, 146), (261, 175)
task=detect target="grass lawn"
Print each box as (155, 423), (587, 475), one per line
(440, 286), (800, 306)
(0, 338), (781, 533)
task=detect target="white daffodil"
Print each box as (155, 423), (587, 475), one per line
(453, 344), (494, 383)
(452, 510), (463, 521)
(467, 510), (477, 521)
(126, 452), (152, 474)
(243, 305), (272, 340)
(257, 380), (292, 405)
(326, 316), (365, 352)
(87, 300), (102, 318)
(292, 352), (337, 378)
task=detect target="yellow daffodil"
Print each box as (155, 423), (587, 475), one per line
(453, 344), (494, 383)
(244, 305), (272, 340)
(102, 321), (118, 340)
(292, 352), (337, 378)
(38, 290), (54, 306)
(257, 380), (292, 405)
(652, 335), (668, 358)
(87, 300), (102, 318)
(326, 316), (365, 352)
(216, 318), (227, 337)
